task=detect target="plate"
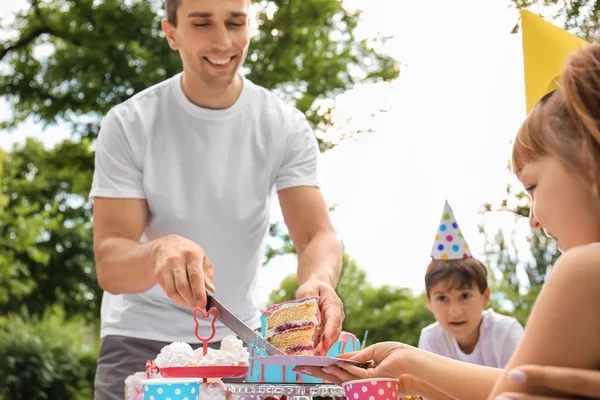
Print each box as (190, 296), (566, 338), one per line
(252, 355), (366, 367)
(159, 365), (248, 378)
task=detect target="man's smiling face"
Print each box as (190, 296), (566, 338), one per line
(162, 0), (251, 92)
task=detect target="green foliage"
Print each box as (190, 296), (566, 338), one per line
(0, 138), (100, 322)
(0, 0), (400, 150)
(480, 184), (560, 325)
(0, 0), (180, 129)
(269, 255), (434, 347)
(348, 285), (434, 347)
(269, 274), (299, 305)
(249, 0), (399, 140)
(264, 222), (296, 265)
(511, 0), (599, 41)
(0, 150), (8, 215)
(0, 309), (96, 400)
(489, 279), (541, 327)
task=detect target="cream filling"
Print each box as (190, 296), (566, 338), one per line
(266, 317), (319, 339)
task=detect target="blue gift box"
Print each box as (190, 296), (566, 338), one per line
(142, 378), (201, 400)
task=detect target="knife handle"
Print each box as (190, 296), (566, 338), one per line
(205, 288), (214, 311)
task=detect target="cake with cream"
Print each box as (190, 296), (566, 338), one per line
(153, 335), (249, 368)
(136, 337), (247, 399)
(262, 296), (321, 355)
(248, 296), (360, 383)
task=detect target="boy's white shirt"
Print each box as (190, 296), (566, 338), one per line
(418, 308), (524, 368)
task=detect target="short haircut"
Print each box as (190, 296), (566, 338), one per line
(164, 0), (250, 26)
(164, 0), (181, 26)
(425, 257), (488, 295)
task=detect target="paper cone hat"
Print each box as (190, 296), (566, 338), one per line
(521, 9), (589, 113)
(430, 201), (472, 260)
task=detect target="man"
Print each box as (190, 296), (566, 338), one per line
(90, 0), (345, 399)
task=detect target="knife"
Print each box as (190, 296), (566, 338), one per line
(205, 288), (285, 356)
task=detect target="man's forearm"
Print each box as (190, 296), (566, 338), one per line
(407, 347), (502, 400)
(296, 231), (343, 287)
(95, 237), (158, 294)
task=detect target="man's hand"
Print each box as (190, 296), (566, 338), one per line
(152, 234), (215, 309)
(296, 279), (345, 355)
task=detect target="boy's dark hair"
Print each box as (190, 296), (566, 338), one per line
(425, 257), (488, 295)
(165, 0), (181, 26)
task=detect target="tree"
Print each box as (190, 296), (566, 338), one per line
(0, 308), (96, 400)
(0, 0), (399, 147)
(0, 0), (399, 321)
(0, 150), (7, 215)
(0, 138), (100, 322)
(264, 222), (296, 265)
(510, 0), (599, 41)
(269, 255), (434, 347)
(480, 184), (560, 326)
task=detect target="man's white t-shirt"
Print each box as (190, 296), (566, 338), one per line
(418, 308), (524, 368)
(89, 72), (320, 343)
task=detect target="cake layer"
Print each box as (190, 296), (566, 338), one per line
(261, 296), (321, 356)
(268, 328), (315, 355)
(263, 296), (320, 316)
(265, 299), (319, 331)
(267, 320), (317, 339)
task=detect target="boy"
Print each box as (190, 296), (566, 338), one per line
(418, 201), (524, 368)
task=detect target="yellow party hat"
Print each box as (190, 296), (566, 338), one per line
(521, 9), (588, 113)
(430, 201), (472, 261)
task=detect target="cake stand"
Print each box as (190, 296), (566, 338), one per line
(224, 383), (345, 400)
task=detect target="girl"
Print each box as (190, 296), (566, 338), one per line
(297, 40), (600, 400)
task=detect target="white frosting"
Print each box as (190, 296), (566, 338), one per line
(157, 335), (249, 367)
(192, 345), (248, 366)
(154, 341), (195, 368)
(220, 336), (250, 363)
(192, 346), (206, 364)
(198, 347), (240, 366)
(201, 382), (227, 400)
(265, 298), (318, 314)
(124, 372), (145, 400)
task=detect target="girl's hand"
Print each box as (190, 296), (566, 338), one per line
(293, 342), (409, 385)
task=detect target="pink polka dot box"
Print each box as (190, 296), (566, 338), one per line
(342, 377), (399, 400)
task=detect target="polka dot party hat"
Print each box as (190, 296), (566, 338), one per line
(430, 200), (472, 260)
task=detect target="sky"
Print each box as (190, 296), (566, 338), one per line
(0, 0), (561, 308)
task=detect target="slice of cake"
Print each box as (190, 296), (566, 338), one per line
(262, 296), (321, 356)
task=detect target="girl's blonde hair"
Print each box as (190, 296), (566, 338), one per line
(512, 40), (600, 196)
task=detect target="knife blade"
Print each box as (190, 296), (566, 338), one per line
(205, 288), (285, 356)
